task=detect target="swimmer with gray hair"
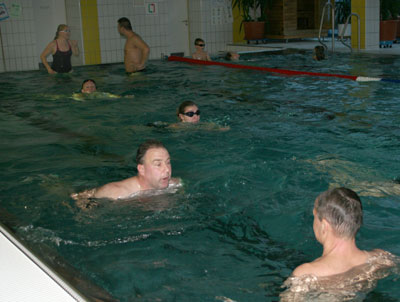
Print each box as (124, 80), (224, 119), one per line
(280, 187), (398, 301)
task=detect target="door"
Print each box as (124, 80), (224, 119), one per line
(168, 0), (190, 56)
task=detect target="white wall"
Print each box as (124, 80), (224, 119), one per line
(34, 0), (67, 67)
(364, 0), (379, 50)
(188, 0), (233, 56)
(0, 0), (36, 72)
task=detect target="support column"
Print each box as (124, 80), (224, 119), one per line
(351, 0), (379, 50)
(80, 0), (101, 65)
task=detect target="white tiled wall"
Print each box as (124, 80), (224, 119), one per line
(97, 0), (170, 63)
(97, 0), (234, 64)
(365, 0), (379, 50)
(0, 0), (234, 72)
(188, 0), (233, 56)
(0, 0), (37, 72)
(65, 0), (84, 66)
(0, 0), (385, 73)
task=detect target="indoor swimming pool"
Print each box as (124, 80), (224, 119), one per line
(1, 49), (400, 301)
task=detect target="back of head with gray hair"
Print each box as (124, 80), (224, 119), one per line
(315, 187), (363, 239)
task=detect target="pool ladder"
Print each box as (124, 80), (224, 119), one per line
(318, 1), (361, 52)
(339, 13), (360, 52)
(318, 1), (335, 52)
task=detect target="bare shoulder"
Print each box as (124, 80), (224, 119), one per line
(94, 177), (139, 200)
(42, 40), (56, 54)
(46, 40), (56, 47)
(127, 32), (147, 47)
(292, 262), (316, 277)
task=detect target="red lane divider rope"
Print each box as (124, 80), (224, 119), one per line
(167, 55), (358, 81)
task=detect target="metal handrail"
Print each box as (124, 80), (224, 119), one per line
(318, 0), (335, 52)
(339, 13), (361, 52)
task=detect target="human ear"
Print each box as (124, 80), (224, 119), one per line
(321, 219), (331, 235)
(137, 164), (144, 176)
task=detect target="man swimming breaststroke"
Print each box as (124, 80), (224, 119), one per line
(117, 17), (150, 74)
(71, 140), (182, 207)
(280, 187), (398, 301)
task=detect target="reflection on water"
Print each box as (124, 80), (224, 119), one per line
(306, 156), (400, 197)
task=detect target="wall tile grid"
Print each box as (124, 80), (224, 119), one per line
(0, 0), (37, 72)
(364, 0), (379, 49)
(66, 0), (84, 66)
(97, 0), (169, 64)
(0, 0), (234, 72)
(189, 0), (233, 57)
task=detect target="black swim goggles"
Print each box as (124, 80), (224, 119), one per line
(183, 110), (200, 117)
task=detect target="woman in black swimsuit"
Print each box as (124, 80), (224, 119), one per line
(40, 24), (79, 74)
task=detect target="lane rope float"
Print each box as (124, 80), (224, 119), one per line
(168, 55), (393, 83)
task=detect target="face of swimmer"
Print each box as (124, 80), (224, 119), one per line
(137, 147), (171, 190)
(179, 105), (201, 123)
(81, 80), (97, 94)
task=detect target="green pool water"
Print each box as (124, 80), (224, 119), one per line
(1, 50), (400, 301)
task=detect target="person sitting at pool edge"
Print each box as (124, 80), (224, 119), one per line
(192, 38), (211, 61)
(71, 140), (181, 202)
(281, 187), (396, 299)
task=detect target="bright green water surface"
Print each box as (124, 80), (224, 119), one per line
(1, 50), (400, 301)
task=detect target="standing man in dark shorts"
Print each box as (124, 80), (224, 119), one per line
(117, 17), (150, 73)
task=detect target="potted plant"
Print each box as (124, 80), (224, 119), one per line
(231, 0), (271, 41)
(335, 0), (351, 37)
(380, 0), (400, 46)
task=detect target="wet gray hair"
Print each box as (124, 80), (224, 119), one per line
(315, 187), (363, 238)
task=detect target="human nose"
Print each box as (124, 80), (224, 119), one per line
(162, 162), (171, 174)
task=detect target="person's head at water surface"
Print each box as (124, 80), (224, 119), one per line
(314, 45), (325, 61)
(136, 140), (172, 190)
(314, 187), (363, 240)
(225, 51), (240, 61)
(54, 24), (71, 40)
(177, 101), (200, 123)
(81, 79), (97, 94)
